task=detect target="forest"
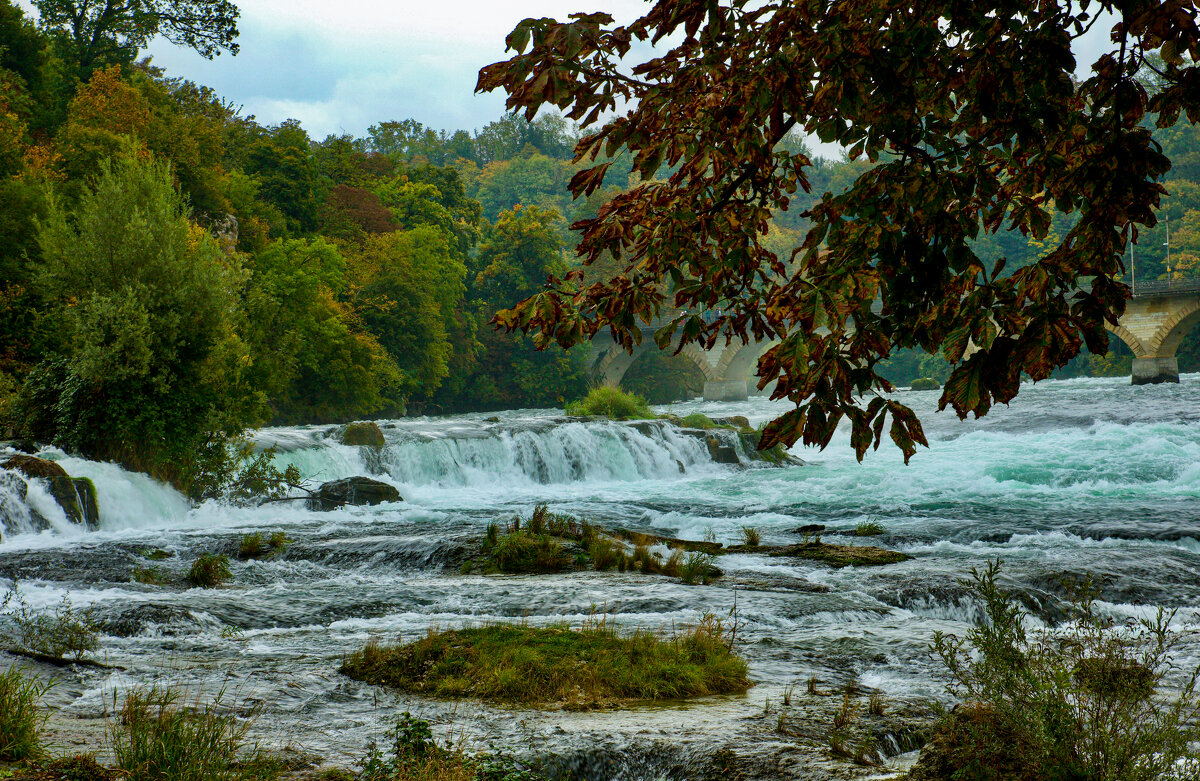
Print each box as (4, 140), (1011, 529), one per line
(2, 0), (1199, 493)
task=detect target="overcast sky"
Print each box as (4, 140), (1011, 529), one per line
(16, 1), (1119, 145)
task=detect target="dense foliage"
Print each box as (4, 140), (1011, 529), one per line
(479, 0), (1200, 460)
(2, 0), (1199, 487)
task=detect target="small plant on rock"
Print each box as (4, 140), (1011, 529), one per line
(740, 526), (761, 546)
(188, 553), (231, 588)
(679, 552), (718, 585)
(854, 521), (885, 536)
(133, 566), (164, 585)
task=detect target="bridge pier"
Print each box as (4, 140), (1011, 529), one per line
(703, 379), (749, 401)
(1131, 356), (1179, 385)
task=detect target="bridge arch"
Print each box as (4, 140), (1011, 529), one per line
(1104, 322), (1149, 358)
(1152, 298), (1200, 357)
(592, 340), (716, 389)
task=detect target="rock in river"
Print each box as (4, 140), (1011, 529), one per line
(2, 454), (99, 529)
(307, 476), (401, 511)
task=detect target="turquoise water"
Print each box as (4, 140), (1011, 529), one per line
(1, 373), (1198, 770)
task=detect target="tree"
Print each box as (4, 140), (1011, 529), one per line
(16, 156), (257, 493)
(32, 0), (238, 77)
(478, 1), (1200, 461)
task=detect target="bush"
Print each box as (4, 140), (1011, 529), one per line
(678, 552), (718, 585)
(0, 585), (99, 660)
(358, 712), (546, 781)
(565, 387), (654, 420)
(740, 526), (761, 546)
(341, 614), (749, 706)
(854, 521), (885, 536)
(188, 553), (232, 588)
(910, 377), (941, 390)
(916, 560), (1200, 781)
(111, 686), (280, 781)
(483, 530), (571, 574)
(17, 156), (263, 496)
(238, 531), (289, 561)
(0, 665), (51, 761)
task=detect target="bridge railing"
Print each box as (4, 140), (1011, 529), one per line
(1132, 277), (1200, 297)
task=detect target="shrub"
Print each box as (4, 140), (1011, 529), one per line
(565, 387), (654, 420)
(341, 614), (749, 706)
(483, 531), (571, 574)
(188, 553), (232, 588)
(0, 585), (99, 660)
(917, 560), (1200, 781)
(0, 665), (51, 761)
(854, 521), (885, 536)
(910, 377), (941, 390)
(357, 712), (546, 781)
(238, 532), (289, 561)
(740, 526), (761, 546)
(44, 754), (115, 781)
(111, 686), (280, 781)
(239, 533), (268, 560)
(678, 552), (718, 585)
(589, 537), (624, 571)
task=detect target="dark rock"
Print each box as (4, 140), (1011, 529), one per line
(706, 435), (741, 464)
(793, 523), (826, 535)
(712, 415), (751, 429)
(307, 477), (401, 510)
(11, 440), (38, 454)
(2, 456), (98, 528)
(46, 476), (99, 529)
(483, 416), (501, 423)
(3, 454), (69, 479)
(340, 421), (386, 449)
(737, 431), (804, 466)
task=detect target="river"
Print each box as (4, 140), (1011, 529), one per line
(1, 375), (1198, 778)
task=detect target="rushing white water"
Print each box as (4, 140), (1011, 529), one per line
(2, 374), (1199, 773)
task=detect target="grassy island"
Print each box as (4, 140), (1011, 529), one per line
(341, 616), (750, 708)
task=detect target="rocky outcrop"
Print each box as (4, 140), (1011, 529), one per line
(339, 421), (386, 449)
(307, 476), (401, 511)
(2, 455), (99, 529)
(706, 435), (741, 464)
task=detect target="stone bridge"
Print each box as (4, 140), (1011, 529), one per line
(589, 280), (1200, 398)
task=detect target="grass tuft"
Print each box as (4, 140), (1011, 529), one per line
(0, 665), (51, 761)
(188, 553), (232, 588)
(565, 387), (655, 420)
(341, 614), (749, 707)
(854, 521), (886, 536)
(740, 526), (761, 546)
(111, 686), (280, 781)
(239, 532), (291, 561)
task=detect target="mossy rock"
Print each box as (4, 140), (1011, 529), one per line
(3, 456), (98, 528)
(910, 377), (941, 391)
(736, 431), (803, 466)
(340, 421), (386, 449)
(764, 541), (911, 567)
(307, 476), (401, 510)
(3, 454), (68, 479)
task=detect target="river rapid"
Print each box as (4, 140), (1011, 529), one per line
(1, 375), (1199, 777)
